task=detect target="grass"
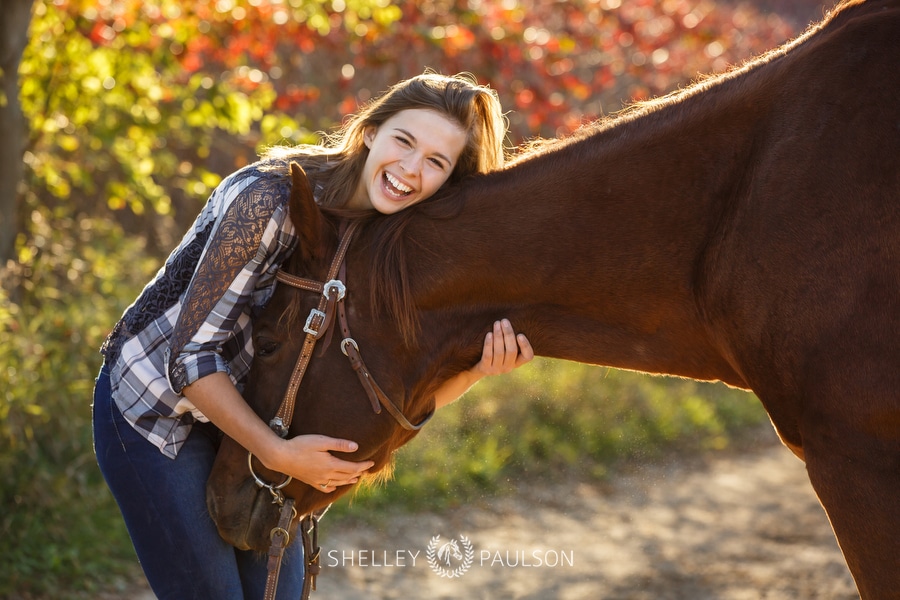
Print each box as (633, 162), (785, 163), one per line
(330, 360), (766, 520)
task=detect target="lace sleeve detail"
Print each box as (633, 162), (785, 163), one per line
(166, 173), (290, 392)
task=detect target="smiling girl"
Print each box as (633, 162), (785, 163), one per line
(93, 72), (533, 599)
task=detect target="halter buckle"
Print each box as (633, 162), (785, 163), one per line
(269, 417), (289, 438)
(341, 337), (359, 357)
(303, 308), (326, 336)
(323, 279), (346, 301)
(247, 451), (292, 504)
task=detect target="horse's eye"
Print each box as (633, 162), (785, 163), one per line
(255, 339), (279, 357)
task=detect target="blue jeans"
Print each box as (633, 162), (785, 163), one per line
(92, 363), (305, 599)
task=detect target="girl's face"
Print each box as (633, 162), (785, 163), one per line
(349, 108), (467, 214)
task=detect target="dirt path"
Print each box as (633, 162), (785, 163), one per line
(118, 427), (858, 599)
(313, 427), (857, 599)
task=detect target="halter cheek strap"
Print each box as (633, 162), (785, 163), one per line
(270, 224), (356, 437)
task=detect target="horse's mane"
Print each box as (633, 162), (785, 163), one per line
(363, 0), (844, 347)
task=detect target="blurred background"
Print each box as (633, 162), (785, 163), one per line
(1, 0), (833, 596)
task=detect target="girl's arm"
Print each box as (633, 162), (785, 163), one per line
(434, 319), (534, 409)
(183, 372), (373, 493)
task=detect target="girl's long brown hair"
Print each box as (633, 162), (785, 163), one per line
(261, 71), (508, 208)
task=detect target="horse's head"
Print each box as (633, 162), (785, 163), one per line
(206, 162), (444, 551)
(438, 540), (463, 564)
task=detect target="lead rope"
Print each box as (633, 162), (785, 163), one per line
(300, 514), (321, 596)
(263, 498), (297, 600)
(261, 501), (324, 600)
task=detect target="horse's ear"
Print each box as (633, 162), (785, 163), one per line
(288, 161), (322, 263)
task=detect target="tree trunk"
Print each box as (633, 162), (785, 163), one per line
(0, 0), (34, 265)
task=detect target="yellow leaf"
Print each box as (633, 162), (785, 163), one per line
(58, 135), (80, 152)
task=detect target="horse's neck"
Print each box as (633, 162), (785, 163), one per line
(409, 86), (761, 386)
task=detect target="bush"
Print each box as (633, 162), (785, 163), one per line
(0, 210), (156, 597)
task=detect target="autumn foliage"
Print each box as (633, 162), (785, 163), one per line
(71, 0), (797, 141)
(26, 0), (805, 231)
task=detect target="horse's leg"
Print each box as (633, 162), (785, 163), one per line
(803, 440), (900, 598)
(800, 363), (900, 598)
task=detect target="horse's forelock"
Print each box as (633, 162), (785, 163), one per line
(273, 251), (313, 344)
(276, 289), (306, 338)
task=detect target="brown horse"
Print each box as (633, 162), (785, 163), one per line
(207, 0), (900, 596)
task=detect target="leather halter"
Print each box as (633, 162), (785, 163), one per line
(271, 220), (434, 436)
(256, 220), (433, 600)
(252, 219), (435, 493)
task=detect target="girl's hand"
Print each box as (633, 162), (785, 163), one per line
(431, 319), (535, 408)
(184, 373), (372, 493)
(472, 318), (534, 377)
(269, 434), (375, 493)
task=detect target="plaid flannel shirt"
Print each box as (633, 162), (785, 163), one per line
(100, 162), (299, 458)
